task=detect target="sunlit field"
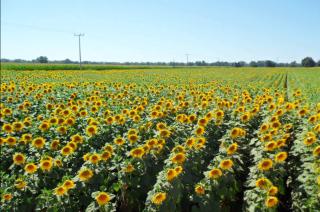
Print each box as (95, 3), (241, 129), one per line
(1, 67), (320, 211)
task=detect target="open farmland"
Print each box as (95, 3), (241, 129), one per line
(0, 67), (320, 211)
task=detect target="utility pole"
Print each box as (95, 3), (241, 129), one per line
(185, 54), (190, 66)
(74, 33), (84, 70)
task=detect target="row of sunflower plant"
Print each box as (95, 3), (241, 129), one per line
(289, 103), (320, 211)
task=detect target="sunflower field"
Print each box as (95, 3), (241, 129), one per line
(0, 67), (320, 212)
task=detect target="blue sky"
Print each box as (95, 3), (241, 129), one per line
(1, 0), (320, 62)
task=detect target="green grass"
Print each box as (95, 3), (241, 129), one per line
(0, 62), (172, 71)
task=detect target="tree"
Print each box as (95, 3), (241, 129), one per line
(265, 60), (276, 67)
(249, 61), (258, 67)
(289, 61), (297, 67)
(35, 56), (48, 63)
(317, 60), (320, 67)
(301, 57), (316, 67)
(233, 61), (246, 67)
(63, 58), (73, 64)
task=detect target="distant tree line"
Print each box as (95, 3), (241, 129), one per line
(1, 56), (320, 67)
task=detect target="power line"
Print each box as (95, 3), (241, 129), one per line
(185, 53), (190, 65)
(74, 33), (85, 70)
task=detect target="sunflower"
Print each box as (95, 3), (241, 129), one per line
(130, 147), (145, 158)
(40, 159), (53, 172)
(174, 166), (183, 175)
(265, 141), (277, 151)
(185, 137), (195, 148)
(268, 186), (278, 196)
(83, 153), (91, 161)
(57, 126), (67, 134)
(313, 146), (320, 157)
(105, 116), (114, 124)
(260, 123), (269, 132)
(159, 129), (171, 138)
(63, 180), (76, 190)
(104, 144), (114, 153)
(196, 137), (206, 146)
(255, 177), (271, 189)
(303, 136), (316, 146)
(38, 122), (50, 131)
(50, 140), (60, 150)
(21, 134), (32, 142)
(274, 152), (288, 163)
(90, 153), (101, 164)
(227, 143), (238, 155)
(13, 153), (26, 165)
(298, 109), (308, 116)
(258, 159), (273, 171)
(241, 113), (250, 122)
(71, 134), (83, 143)
(172, 145), (185, 153)
(68, 141), (77, 150)
(230, 128), (240, 138)
(54, 186), (67, 196)
(6, 136), (17, 146)
(156, 122), (167, 131)
(24, 163), (38, 174)
(15, 179), (27, 190)
(101, 151), (112, 161)
(195, 185), (205, 195)
(49, 117), (58, 125)
(195, 126), (205, 136)
(188, 114), (197, 122)
(123, 164), (135, 173)
(86, 125), (98, 137)
(166, 169), (177, 181)
(128, 134), (139, 144)
(198, 118), (208, 126)
(151, 192), (166, 205)
(208, 168), (222, 179)
(65, 117), (75, 126)
(265, 196), (278, 208)
(171, 152), (186, 164)
(2, 193), (13, 201)
(219, 159), (233, 170)
(271, 121), (281, 129)
(78, 168), (94, 182)
(95, 192), (111, 206)
(114, 137), (125, 146)
(12, 122), (24, 132)
(32, 137), (46, 149)
(2, 123), (13, 133)
(61, 146), (73, 156)
(54, 159), (63, 167)
(215, 110), (224, 119)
